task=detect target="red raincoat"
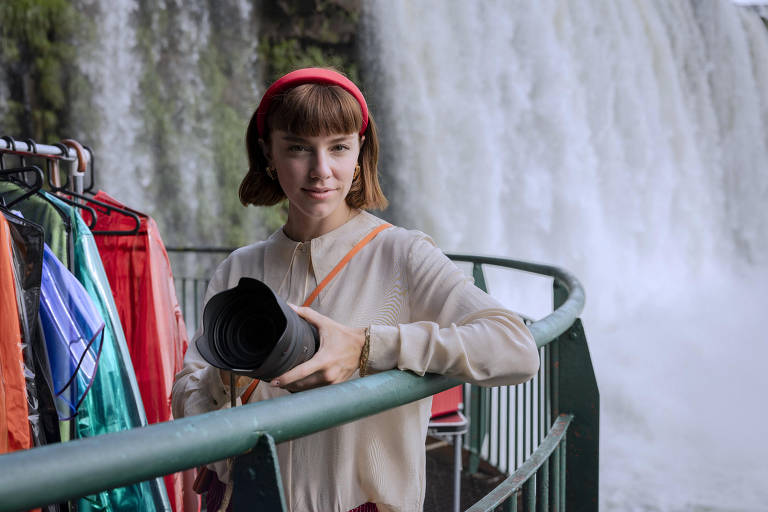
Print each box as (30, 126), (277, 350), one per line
(85, 191), (189, 511)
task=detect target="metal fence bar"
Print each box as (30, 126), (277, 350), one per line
(524, 474), (536, 512)
(522, 380), (527, 463)
(560, 436), (567, 512)
(505, 493), (518, 512)
(538, 353), (543, 447)
(529, 377), (534, 459)
(552, 444), (561, 512)
(506, 385), (511, 474)
(541, 345), (552, 428)
(514, 383), (519, 470)
(193, 279), (199, 330)
(556, 320), (598, 510)
(537, 458), (549, 511)
(551, 338), (560, 421)
(496, 388), (502, 468)
(181, 278), (187, 321)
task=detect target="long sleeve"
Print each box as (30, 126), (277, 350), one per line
(366, 235), (539, 387)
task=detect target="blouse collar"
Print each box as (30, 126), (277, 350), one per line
(263, 210), (387, 303)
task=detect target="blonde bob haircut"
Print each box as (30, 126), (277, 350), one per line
(239, 83), (388, 210)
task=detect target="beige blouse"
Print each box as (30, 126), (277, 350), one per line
(172, 210), (538, 512)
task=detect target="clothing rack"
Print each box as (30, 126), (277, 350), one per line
(1, 133), (174, 511)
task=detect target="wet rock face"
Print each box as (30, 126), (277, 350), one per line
(0, 1), (84, 141)
(258, 0), (362, 83)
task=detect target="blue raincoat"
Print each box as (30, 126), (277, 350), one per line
(39, 244), (104, 420)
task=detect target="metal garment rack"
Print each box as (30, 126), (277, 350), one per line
(0, 137), (86, 194)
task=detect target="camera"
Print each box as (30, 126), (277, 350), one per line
(196, 278), (319, 381)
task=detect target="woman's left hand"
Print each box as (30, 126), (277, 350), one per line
(270, 304), (365, 392)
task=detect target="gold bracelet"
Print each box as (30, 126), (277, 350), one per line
(359, 326), (371, 377)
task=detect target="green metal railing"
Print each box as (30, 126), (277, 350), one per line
(0, 250), (598, 512)
(449, 255), (598, 511)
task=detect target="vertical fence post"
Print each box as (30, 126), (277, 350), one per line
(551, 280), (567, 418)
(524, 473), (536, 511)
(468, 262), (491, 474)
(551, 443), (561, 512)
(537, 458), (549, 511)
(232, 433), (287, 511)
(556, 317), (599, 511)
(468, 385), (490, 474)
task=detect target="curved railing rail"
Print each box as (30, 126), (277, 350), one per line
(446, 254), (597, 511)
(0, 252), (598, 512)
(466, 414), (573, 512)
(445, 254), (586, 348)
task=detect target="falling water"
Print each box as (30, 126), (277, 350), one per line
(64, 0), (264, 249)
(362, 1), (768, 510)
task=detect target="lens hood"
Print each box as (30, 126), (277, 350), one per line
(196, 277), (319, 380)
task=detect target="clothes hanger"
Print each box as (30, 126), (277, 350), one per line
(58, 138), (141, 236)
(63, 189), (141, 235)
(50, 193), (99, 230)
(45, 143), (71, 192)
(0, 165), (45, 209)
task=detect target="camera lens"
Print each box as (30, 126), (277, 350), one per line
(196, 278), (319, 380)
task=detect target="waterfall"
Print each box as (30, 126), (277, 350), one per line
(362, 1), (768, 510)
(72, 0), (145, 206)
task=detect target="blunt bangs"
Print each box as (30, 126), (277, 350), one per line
(265, 84), (363, 138)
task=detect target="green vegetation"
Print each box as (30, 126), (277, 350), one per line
(0, 0), (86, 140)
(259, 38), (359, 85)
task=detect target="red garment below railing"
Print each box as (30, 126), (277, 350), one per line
(85, 191), (189, 512)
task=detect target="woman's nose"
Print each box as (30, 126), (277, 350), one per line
(309, 150), (333, 179)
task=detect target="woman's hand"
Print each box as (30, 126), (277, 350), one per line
(270, 304), (365, 392)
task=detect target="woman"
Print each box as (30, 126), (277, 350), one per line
(172, 68), (539, 512)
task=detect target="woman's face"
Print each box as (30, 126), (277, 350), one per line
(263, 130), (362, 232)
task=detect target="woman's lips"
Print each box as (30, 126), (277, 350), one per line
(302, 188), (336, 199)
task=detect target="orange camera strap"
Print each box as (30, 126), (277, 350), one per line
(241, 222), (392, 403)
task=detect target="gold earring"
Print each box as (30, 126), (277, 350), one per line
(265, 165), (276, 180)
(353, 164), (361, 180)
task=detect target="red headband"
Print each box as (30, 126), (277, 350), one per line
(255, 68), (369, 137)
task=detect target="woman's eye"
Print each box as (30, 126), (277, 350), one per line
(332, 144), (350, 152)
(288, 145), (308, 152)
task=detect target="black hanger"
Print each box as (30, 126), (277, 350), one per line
(0, 135), (19, 171)
(51, 194), (99, 230)
(63, 189), (141, 236)
(0, 165), (45, 209)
